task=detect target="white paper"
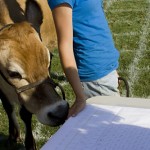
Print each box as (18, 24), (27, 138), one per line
(41, 104), (150, 150)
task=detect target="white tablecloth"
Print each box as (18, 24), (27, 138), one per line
(41, 96), (150, 150)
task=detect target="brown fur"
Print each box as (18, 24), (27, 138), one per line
(0, 0), (57, 51)
(0, 22), (49, 82)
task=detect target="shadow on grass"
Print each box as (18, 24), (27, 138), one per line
(0, 133), (25, 150)
(50, 72), (67, 81)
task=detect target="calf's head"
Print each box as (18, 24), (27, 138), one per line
(0, 0), (69, 126)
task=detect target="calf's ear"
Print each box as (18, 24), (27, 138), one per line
(25, 0), (43, 34)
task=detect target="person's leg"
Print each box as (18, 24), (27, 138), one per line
(81, 70), (120, 98)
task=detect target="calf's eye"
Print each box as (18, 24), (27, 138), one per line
(7, 70), (22, 79)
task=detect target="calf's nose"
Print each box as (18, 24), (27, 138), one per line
(47, 100), (69, 126)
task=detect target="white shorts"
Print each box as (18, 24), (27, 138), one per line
(81, 70), (120, 98)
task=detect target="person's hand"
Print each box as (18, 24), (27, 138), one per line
(68, 98), (86, 118)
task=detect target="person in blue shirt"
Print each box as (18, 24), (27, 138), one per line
(48, 0), (120, 118)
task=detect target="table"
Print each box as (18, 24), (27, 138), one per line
(41, 96), (150, 150)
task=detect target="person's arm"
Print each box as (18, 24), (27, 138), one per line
(52, 4), (87, 117)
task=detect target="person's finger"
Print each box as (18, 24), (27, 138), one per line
(68, 105), (76, 118)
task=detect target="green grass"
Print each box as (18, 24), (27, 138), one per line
(105, 0), (150, 98)
(0, 0), (150, 149)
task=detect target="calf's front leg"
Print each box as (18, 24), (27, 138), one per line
(20, 106), (36, 150)
(0, 90), (20, 145)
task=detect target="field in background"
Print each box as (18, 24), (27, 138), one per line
(0, 0), (150, 149)
(105, 0), (150, 98)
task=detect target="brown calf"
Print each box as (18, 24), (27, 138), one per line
(0, 0), (68, 150)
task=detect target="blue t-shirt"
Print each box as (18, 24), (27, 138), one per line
(48, 0), (119, 82)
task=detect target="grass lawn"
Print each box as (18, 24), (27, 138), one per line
(0, 0), (150, 149)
